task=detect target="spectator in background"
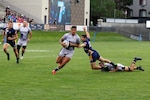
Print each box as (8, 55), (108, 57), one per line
(29, 19), (34, 24)
(4, 6), (32, 24)
(53, 19), (57, 25)
(12, 14), (18, 22)
(7, 13), (12, 21)
(17, 15), (24, 23)
(5, 6), (10, 17)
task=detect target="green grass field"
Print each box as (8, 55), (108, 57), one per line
(0, 30), (150, 100)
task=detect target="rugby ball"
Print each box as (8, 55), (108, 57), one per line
(63, 40), (69, 48)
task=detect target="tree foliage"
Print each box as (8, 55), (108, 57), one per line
(90, 0), (115, 18)
(90, 0), (133, 20)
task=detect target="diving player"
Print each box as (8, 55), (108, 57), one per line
(78, 27), (116, 70)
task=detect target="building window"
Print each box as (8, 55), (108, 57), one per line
(129, 9), (133, 17)
(139, 9), (147, 17)
(139, 0), (147, 6)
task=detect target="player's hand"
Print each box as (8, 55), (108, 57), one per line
(83, 27), (86, 32)
(2, 39), (4, 42)
(61, 42), (67, 48)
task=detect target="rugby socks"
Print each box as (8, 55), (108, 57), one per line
(54, 66), (63, 71)
(16, 57), (19, 64)
(54, 67), (59, 71)
(7, 53), (10, 60)
(22, 52), (24, 57)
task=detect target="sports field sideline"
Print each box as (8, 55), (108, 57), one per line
(0, 30), (150, 100)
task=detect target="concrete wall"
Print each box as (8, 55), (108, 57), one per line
(98, 22), (150, 41)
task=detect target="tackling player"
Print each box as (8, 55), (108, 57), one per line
(52, 26), (80, 74)
(78, 27), (116, 70)
(3, 21), (19, 63)
(17, 21), (32, 59)
(99, 57), (144, 72)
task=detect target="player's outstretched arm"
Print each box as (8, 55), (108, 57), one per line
(69, 42), (80, 47)
(78, 43), (86, 48)
(83, 27), (90, 38)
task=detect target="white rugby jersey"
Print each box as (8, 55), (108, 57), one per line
(19, 26), (31, 40)
(62, 33), (80, 50)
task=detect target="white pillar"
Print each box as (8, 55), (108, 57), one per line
(84, 0), (90, 26)
(41, 0), (49, 24)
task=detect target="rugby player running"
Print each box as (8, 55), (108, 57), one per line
(17, 21), (32, 59)
(3, 21), (19, 63)
(52, 26), (80, 74)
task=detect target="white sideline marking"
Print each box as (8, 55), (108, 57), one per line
(26, 50), (53, 52)
(25, 56), (51, 58)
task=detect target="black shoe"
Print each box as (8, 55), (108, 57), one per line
(16, 58), (19, 64)
(137, 66), (144, 71)
(7, 53), (10, 60)
(134, 57), (142, 62)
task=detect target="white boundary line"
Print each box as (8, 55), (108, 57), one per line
(25, 55), (51, 58)
(27, 50), (54, 52)
(0, 49), (54, 52)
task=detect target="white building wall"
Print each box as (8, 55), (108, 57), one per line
(41, 0), (49, 24)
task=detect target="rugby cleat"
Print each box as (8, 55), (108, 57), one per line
(52, 70), (56, 75)
(137, 66), (144, 71)
(134, 57), (142, 62)
(20, 56), (24, 60)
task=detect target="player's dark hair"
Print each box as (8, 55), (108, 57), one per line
(81, 34), (87, 38)
(71, 26), (77, 29)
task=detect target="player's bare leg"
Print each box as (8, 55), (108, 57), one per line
(126, 62), (135, 71)
(52, 56), (70, 74)
(125, 57), (143, 71)
(3, 43), (10, 60)
(56, 56), (64, 65)
(91, 62), (102, 70)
